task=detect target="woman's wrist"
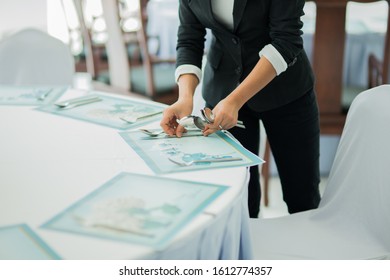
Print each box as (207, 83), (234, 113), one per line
(178, 74), (198, 100)
(177, 89), (194, 102)
(225, 91), (247, 111)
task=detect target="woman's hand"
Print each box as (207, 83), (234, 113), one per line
(160, 73), (198, 137)
(201, 56), (277, 136)
(160, 99), (193, 137)
(203, 98), (240, 136)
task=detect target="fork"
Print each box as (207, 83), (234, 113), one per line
(168, 156), (243, 166)
(36, 88), (52, 101)
(139, 129), (165, 137)
(55, 96), (101, 109)
(120, 111), (163, 123)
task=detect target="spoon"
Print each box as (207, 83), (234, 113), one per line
(201, 107), (246, 129)
(177, 115), (208, 130)
(193, 116), (208, 130)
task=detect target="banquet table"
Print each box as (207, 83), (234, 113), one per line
(0, 87), (253, 260)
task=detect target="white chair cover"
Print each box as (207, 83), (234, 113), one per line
(0, 28), (74, 86)
(250, 85), (390, 259)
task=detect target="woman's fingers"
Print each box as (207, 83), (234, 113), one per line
(175, 124), (187, 137)
(160, 107), (180, 135)
(160, 107), (190, 137)
(202, 122), (224, 136)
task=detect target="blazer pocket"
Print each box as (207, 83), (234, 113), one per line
(207, 49), (223, 70)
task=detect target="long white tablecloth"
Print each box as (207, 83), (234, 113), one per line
(0, 87), (252, 260)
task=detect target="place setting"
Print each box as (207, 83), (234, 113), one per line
(36, 90), (167, 130)
(135, 106), (246, 138)
(41, 172), (228, 249)
(0, 85), (67, 106)
(120, 108), (263, 174)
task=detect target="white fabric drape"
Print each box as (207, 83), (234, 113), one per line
(0, 28), (74, 86)
(250, 85), (390, 259)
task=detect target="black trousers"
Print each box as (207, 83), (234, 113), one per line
(227, 89), (321, 218)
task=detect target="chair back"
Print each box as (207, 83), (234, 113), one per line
(316, 85), (390, 245)
(132, 0), (177, 101)
(61, 0), (109, 79)
(115, 0), (178, 104)
(0, 28), (75, 86)
(135, 0), (155, 97)
(67, 0), (177, 104)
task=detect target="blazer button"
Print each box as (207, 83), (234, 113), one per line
(232, 37), (239, 45)
(289, 57), (297, 66)
(235, 67), (242, 75)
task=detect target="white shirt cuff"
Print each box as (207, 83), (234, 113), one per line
(259, 44), (288, 76)
(175, 64), (203, 83)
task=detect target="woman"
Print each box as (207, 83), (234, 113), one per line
(160, 0), (321, 218)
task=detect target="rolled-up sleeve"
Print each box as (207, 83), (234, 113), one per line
(268, 0), (305, 68)
(259, 44), (288, 75)
(175, 64), (202, 82)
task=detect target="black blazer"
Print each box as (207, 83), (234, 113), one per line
(176, 0), (315, 112)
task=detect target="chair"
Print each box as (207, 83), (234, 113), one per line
(117, 0), (146, 66)
(73, 0), (178, 105)
(261, 0), (390, 207)
(61, 0), (110, 78)
(260, 139), (272, 207)
(0, 28), (75, 86)
(118, 0), (178, 105)
(250, 85), (390, 259)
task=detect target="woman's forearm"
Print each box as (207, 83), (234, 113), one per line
(177, 73), (200, 103)
(226, 57), (277, 109)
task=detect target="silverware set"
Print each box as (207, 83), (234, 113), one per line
(177, 107), (246, 130)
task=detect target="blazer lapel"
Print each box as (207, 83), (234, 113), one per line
(196, 0), (234, 33)
(233, 0), (248, 32)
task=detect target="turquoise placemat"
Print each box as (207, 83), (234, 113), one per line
(42, 172), (227, 249)
(0, 86), (67, 106)
(119, 130), (264, 174)
(0, 224), (60, 260)
(36, 91), (167, 130)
